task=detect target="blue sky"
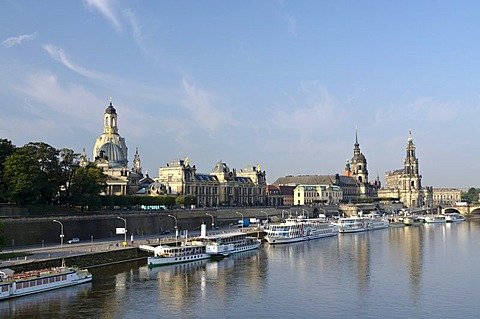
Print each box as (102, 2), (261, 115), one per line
(1, 1), (479, 189)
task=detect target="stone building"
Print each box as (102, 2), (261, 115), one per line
(293, 184), (343, 205)
(273, 174), (359, 203)
(157, 158), (267, 207)
(378, 131), (433, 208)
(432, 188), (461, 207)
(266, 185), (283, 206)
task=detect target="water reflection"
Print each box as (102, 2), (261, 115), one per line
(0, 282), (91, 318)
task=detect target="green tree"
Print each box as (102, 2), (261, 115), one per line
(184, 194), (197, 206)
(0, 139), (16, 202)
(3, 146), (41, 204)
(461, 187), (480, 203)
(175, 196), (185, 207)
(70, 163), (106, 212)
(58, 148), (80, 205)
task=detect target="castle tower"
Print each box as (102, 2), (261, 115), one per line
(402, 130), (421, 190)
(132, 147), (142, 174)
(401, 130), (423, 207)
(351, 129), (369, 184)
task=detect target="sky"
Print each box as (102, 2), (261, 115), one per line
(1, 1), (479, 189)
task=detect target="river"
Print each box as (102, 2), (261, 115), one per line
(2, 220), (480, 319)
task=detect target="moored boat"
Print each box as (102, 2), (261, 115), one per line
(0, 263), (92, 300)
(403, 216), (423, 226)
(203, 232), (261, 257)
(264, 216), (338, 245)
(364, 214), (390, 230)
(424, 215), (446, 224)
(335, 216), (367, 233)
(140, 241), (210, 268)
(445, 213), (466, 222)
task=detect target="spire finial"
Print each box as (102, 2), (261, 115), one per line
(109, 97), (112, 105)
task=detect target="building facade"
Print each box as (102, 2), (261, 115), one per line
(157, 158), (267, 207)
(378, 131), (433, 208)
(293, 184), (343, 205)
(432, 188), (461, 207)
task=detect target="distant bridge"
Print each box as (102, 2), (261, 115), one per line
(442, 204), (480, 216)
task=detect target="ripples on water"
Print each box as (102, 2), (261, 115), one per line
(3, 220), (480, 319)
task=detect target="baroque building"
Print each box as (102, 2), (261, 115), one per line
(378, 131), (433, 208)
(343, 130), (381, 198)
(294, 184), (343, 205)
(87, 98), (143, 195)
(157, 158), (267, 207)
(432, 188), (461, 207)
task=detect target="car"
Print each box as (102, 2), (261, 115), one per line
(161, 230), (171, 235)
(68, 237), (80, 244)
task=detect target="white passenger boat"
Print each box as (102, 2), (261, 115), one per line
(0, 263), (92, 300)
(264, 216), (338, 244)
(445, 213), (466, 222)
(203, 232), (261, 257)
(364, 214), (390, 230)
(335, 216), (367, 233)
(424, 215), (446, 224)
(403, 216), (423, 226)
(140, 241), (210, 268)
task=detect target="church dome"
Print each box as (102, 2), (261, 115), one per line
(212, 161), (229, 173)
(105, 100), (117, 114)
(99, 142), (125, 167)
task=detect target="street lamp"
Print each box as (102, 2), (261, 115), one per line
(168, 214), (178, 245)
(117, 216), (127, 243)
(53, 219), (64, 248)
(236, 212), (244, 230)
(206, 213), (215, 231)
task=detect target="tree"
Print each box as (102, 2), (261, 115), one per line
(70, 163), (107, 212)
(461, 187), (480, 203)
(3, 146), (41, 204)
(0, 139), (16, 202)
(58, 148), (80, 205)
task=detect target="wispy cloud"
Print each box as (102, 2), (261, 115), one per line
(411, 97), (458, 122)
(2, 32), (38, 48)
(84, 0), (122, 32)
(180, 77), (233, 135)
(42, 44), (103, 80)
(283, 13), (297, 36)
(123, 9), (148, 54)
(271, 82), (345, 145)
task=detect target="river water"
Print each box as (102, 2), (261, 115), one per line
(2, 220), (480, 319)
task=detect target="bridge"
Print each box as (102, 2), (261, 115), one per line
(442, 204), (480, 216)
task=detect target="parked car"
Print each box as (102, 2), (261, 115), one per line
(68, 237), (80, 244)
(161, 230), (171, 235)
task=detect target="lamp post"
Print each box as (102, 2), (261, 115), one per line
(168, 214), (178, 245)
(117, 216), (127, 243)
(206, 213), (215, 231)
(236, 212), (244, 230)
(53, 219), (64, 248)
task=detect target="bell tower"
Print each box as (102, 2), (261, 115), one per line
(351, 129), (368, 184)
(103, 97), (118, 136)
